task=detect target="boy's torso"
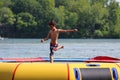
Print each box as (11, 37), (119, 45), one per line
(50, 29), (59, 45)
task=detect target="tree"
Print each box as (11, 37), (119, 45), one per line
(0, 0), (120, 38)
(54, 6), (65, 27)
(36, 0), (55, 37)
(90, 2), (109, 38)
(15, 12), (37, 38)
(0, 7), (15, 25)
(107, 0), (120, 37)
(0, 0), (12, 8)
(76, 1), (109, 38)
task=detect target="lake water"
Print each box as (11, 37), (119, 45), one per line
(0, 39), (120, 58)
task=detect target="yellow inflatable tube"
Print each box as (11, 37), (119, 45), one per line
(0, 63), (120, 80)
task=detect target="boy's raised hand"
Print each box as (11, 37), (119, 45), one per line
(41, 39), (44, 43)
(73, 29), (78, 32)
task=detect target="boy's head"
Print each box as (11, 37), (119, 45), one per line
(49, 21), (56, 27)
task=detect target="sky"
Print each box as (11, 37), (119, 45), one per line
(116, 0), (120, 3)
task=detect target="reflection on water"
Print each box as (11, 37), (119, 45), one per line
(0, 39), (120, 58)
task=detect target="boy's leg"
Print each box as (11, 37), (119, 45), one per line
(50, 48), (54, 63)
(50, 55), (53, 63)
(54, 45), (64, 51)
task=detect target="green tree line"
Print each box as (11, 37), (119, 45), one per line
(0, 0), (120, 38)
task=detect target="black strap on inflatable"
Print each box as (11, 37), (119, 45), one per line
(80, 68), (112, 80)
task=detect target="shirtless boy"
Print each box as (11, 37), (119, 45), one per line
(41, 21), (78, 63)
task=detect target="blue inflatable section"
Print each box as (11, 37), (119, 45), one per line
(0, 57), (90, 62)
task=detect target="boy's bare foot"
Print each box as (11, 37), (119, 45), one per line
(61, 46), (64, 49)
(54, 46), (64, 51)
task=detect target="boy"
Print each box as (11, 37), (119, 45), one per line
(41, 21), (78, 63)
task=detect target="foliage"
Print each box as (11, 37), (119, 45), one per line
(0, 7), (15, 25)
(0, 0), (120, 38)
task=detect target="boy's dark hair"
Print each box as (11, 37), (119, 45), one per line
(49, 21), (56, 26)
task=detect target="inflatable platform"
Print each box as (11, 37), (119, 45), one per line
(0, 56), (120, 80)
(0, 63), (120, 80)
(0, 56), (120, 62)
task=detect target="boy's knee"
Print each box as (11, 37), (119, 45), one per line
(50, 52), (54, 56)
(53, 48), (57, 51)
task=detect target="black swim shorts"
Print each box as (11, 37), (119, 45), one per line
(50, 43), (58, 56)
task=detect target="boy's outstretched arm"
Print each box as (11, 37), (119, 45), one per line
(41, 32), (51, 42)
(59, 29), (78, 33)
